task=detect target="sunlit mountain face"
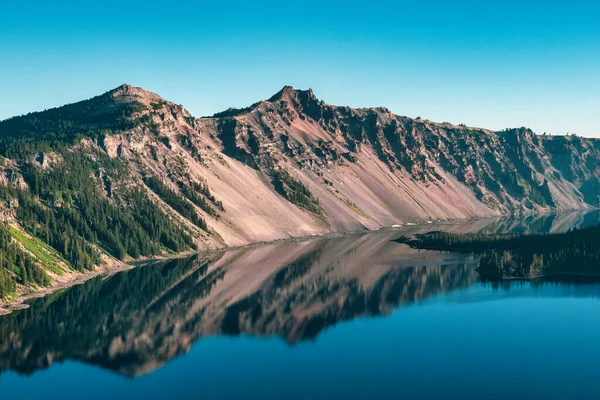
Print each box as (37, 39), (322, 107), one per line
(2, 82), (600, 306)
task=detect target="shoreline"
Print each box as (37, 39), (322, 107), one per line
(479, 271), (600, 281)
(0, 224), (427, 316)
(1, 210), (596, 316)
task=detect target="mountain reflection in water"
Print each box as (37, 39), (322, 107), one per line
(1, 210), (600, 380)
(0, 231), (479, 377)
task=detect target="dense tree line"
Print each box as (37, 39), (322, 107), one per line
(0, 87), (207, 299)
(144, 175), (209, 232)
(271, 169), (322, 214)
(0, 91), (146, 157)
(12, 190), (101, 270)
(178, 180), (224, 218)
(0, 224), (50, 299)
(399, 226), (600, 278)
(0, 152), (196, 276)
(19, 153), (196, 260)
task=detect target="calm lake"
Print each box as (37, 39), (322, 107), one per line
(1, 211), (600, 399)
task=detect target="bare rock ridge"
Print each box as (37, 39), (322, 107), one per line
(0, 83), (599, 300)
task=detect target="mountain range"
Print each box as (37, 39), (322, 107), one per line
(0, 84), (599, 301)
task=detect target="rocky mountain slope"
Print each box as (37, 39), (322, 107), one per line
(0, 84), (598, 299)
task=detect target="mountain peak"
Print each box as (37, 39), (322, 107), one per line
(210, 86), (320, 118)
(268, 85), (318, 103)
(109, 84), (165, 106)
(114, 83), (133, 91)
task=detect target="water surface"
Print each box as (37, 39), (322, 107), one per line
(1, 214), (600, 399)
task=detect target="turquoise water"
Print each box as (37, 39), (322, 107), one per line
(1, 226), (600, 399)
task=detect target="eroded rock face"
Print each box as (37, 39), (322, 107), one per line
(2, 84), (599, 250)
(80, 85), (600, 247)
(200, 87), (599, 216)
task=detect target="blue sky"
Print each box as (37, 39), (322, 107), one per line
(1, 0), (598, 136)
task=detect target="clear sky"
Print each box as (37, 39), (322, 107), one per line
(1, 0), (598, 136)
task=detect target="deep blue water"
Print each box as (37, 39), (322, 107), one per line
(1, 222), (600, 399)
(2, 281), (600, 399)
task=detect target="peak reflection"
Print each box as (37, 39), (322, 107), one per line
(0, 232), (479, 377)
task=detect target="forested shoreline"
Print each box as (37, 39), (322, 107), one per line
(396, 225), (600, 279)
(0, 92), (203, 300)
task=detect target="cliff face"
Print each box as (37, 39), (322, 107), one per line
(0, 84), (598, 296)
(75, 84), (600, 245)
(201, 86), (600, 218)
